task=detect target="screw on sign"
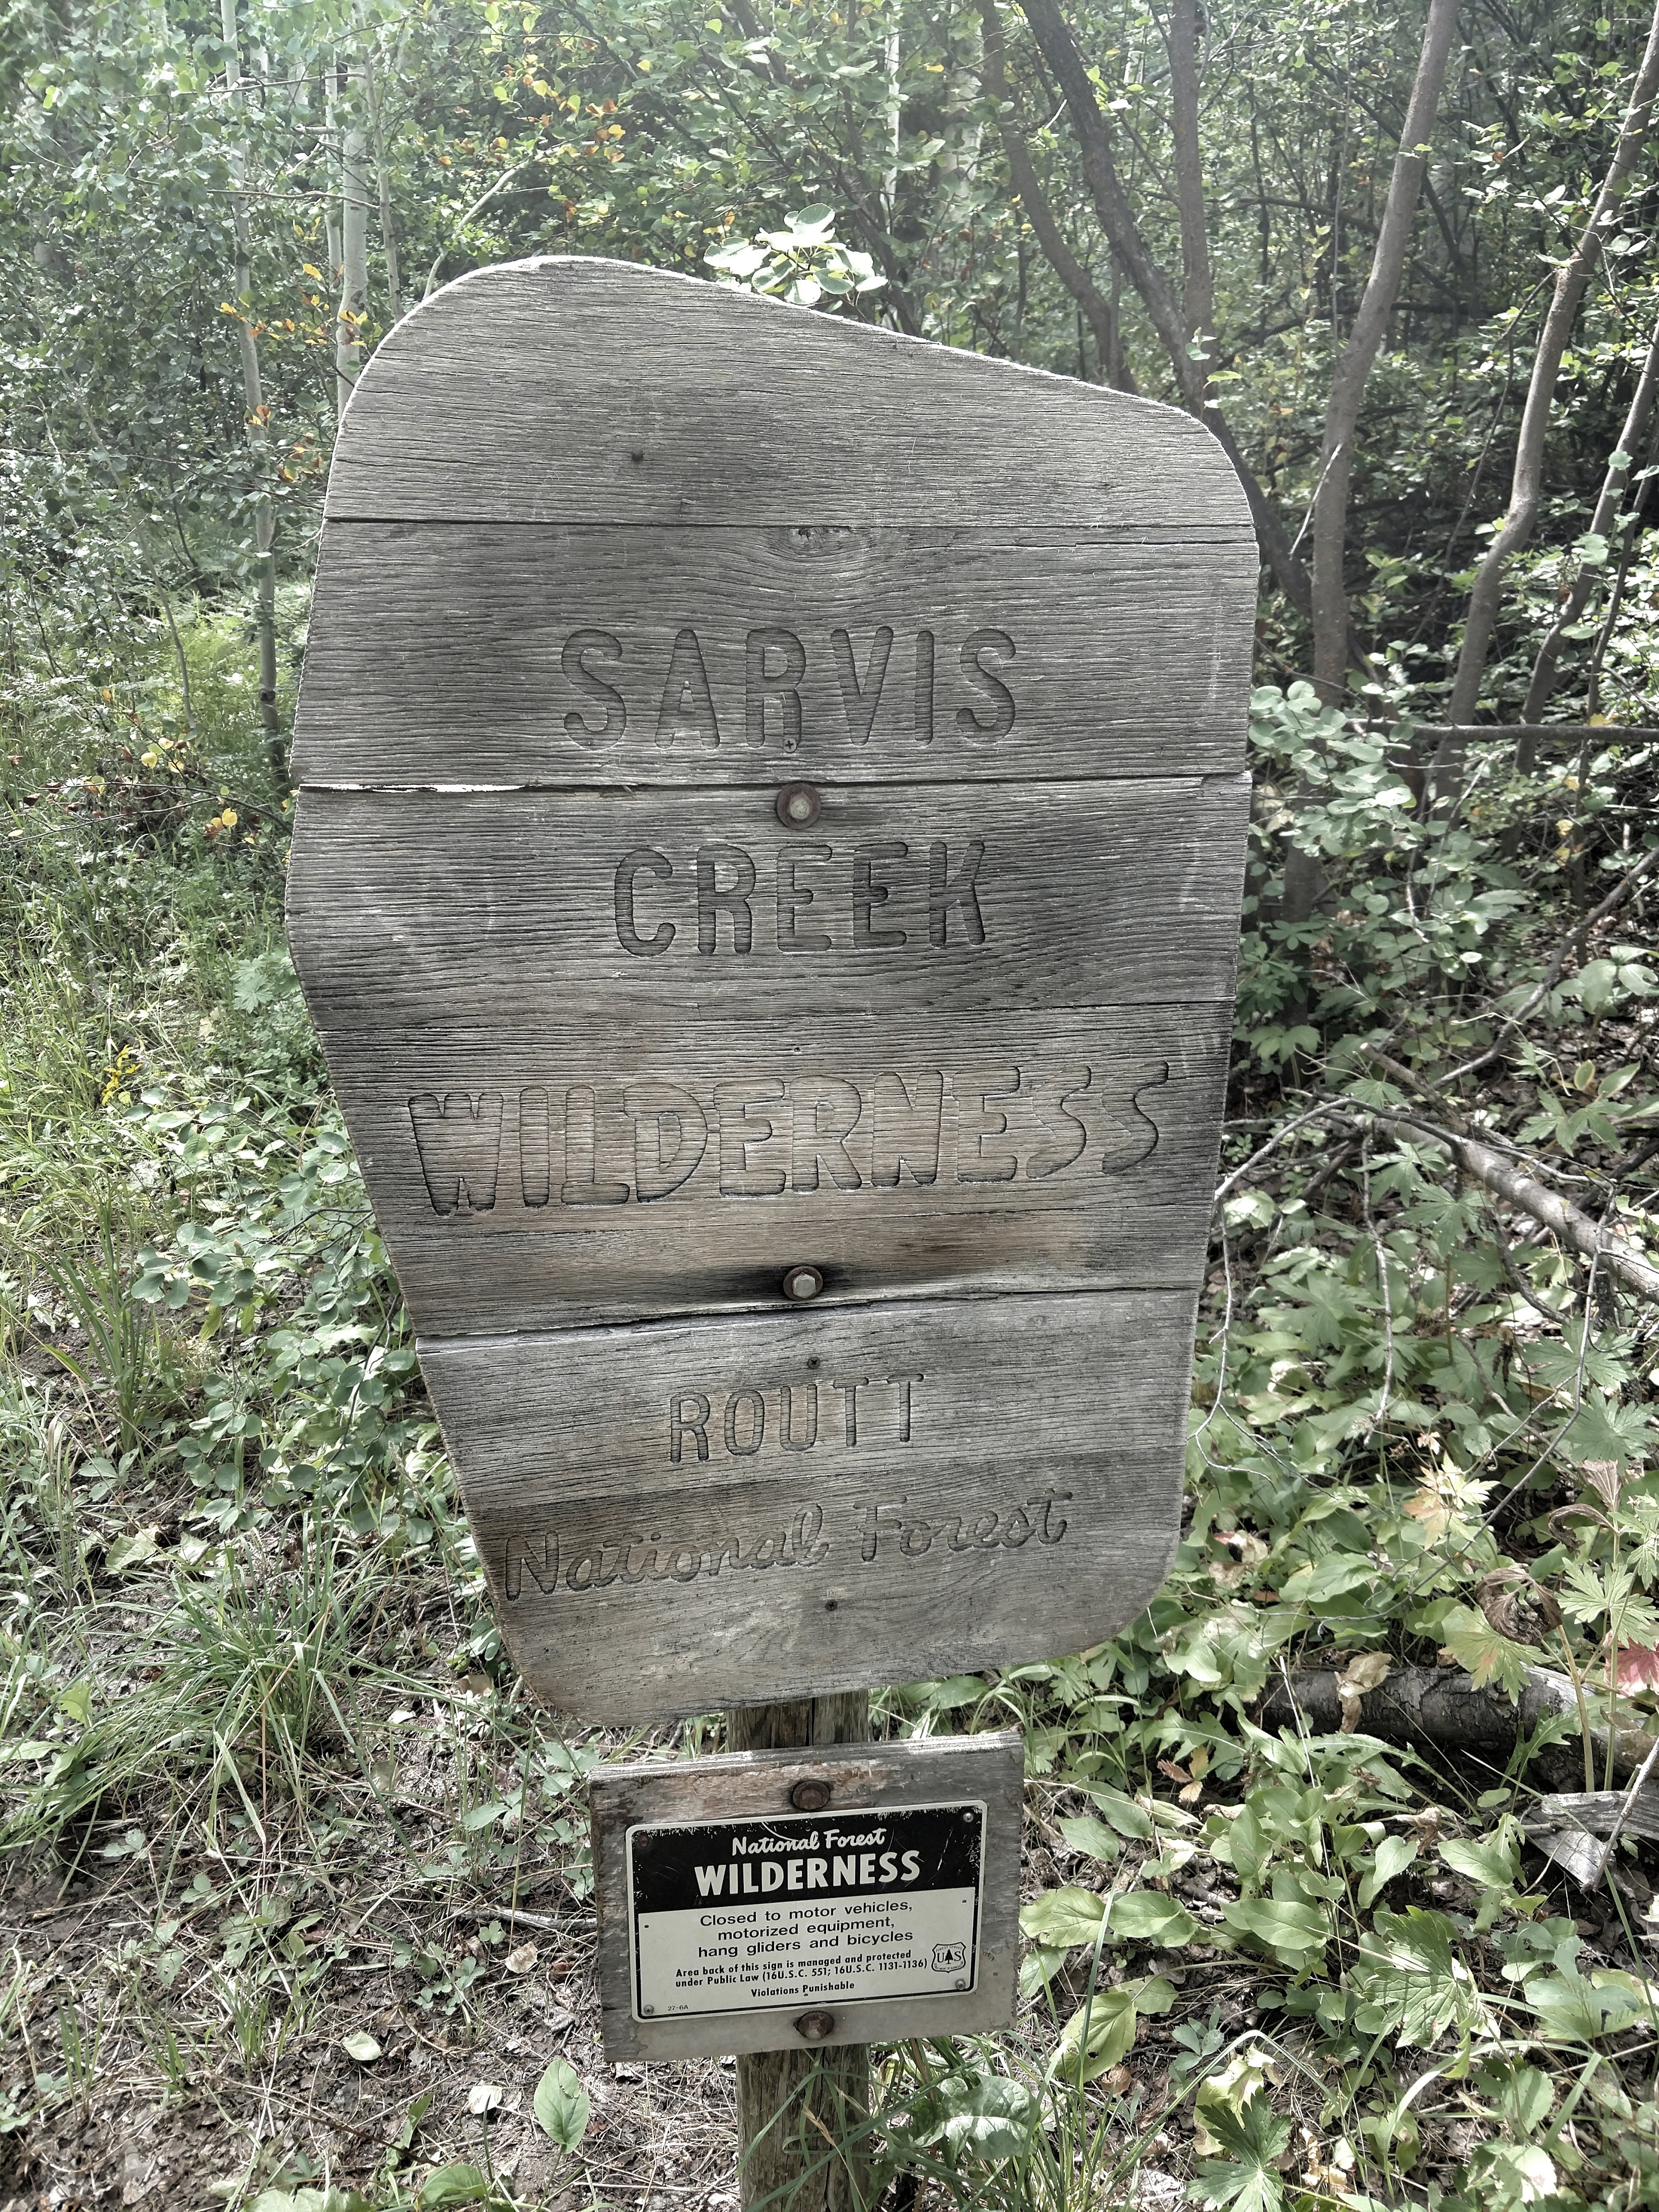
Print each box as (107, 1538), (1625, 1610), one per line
(286, 257), (1252, 2199)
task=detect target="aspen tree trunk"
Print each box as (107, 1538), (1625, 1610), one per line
(883, 9), (901, 219)
(1519, 315), (1659, 753)
(219, 0), (282, 787)
(730, 1694), (871, 2212)
(1167, 0), (1213, 354)
(978, 0), (1126, 386)
(1309, 0), (1459, 704)
(363, 51), (401, 324)
(337, 69), (370, 419)
(365, 51), (402, 325)
(324, 61), (343, 381)
(1439, 0), (1659, 790)
(1283, 0), (1459, 926)
(1017, 0), (1311, 611)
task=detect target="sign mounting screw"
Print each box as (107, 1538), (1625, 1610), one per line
(790, 1778), (832, 1812)
(781, 1265), (824, 1303)
(794, 2010), (836, 2043)
(775, 782), (822, 829)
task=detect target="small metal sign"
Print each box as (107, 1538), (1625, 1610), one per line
(591, 1731), (1022, 2059)
(626, 1800), (985, 2022)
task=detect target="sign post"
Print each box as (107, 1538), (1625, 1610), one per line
(287, 254), (1253, 2203)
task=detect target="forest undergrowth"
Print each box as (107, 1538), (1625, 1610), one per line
(0, 588), (1656, 2212)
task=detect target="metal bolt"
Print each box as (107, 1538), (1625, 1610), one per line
(794, 2009), (836, 2043)
(782, 1265), (824, 1302)
(790, 1778), (832, 1813)
(775, 782), (822, 829)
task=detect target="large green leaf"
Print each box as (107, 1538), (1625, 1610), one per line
(937, 2070), (1036, 2160)
(1352, 1908), (1491, 2045)
(1050, 1985), (1137, 2083)
(532, 2057), (591, 2151)
(1108, 1891), (1200, 1947)
(1191, 2094), (1291, 2212)
(1019, 1886), (1106, 1948)
(1220, 1896), (1329, 1967)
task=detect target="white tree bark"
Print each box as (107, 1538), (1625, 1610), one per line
(1440, 0), (1659, 787)
(219, 0), (282, 784)
(337, 67), (370, 419)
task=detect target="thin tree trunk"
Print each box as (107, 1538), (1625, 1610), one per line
(978, 0), (1126, 387)
(1439, 0), (1659, 786)
(337, 71), (370, 418)
(365, 49), (402, 324)
(1016, 0), (1310, 612)
(730, 1694), (871, 2212)
(1519, 315), (1659, 753)
(220, 0), (282, 787)
(1167, 0), (1213, 350)
(1311, 0), (1460, 703)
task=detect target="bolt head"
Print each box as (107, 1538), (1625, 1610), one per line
(790, 1778), (832, 1813)
(776, 781), (822, 829)
(794, 2009), (836, 2043)
(782, 1265), (824, 1303)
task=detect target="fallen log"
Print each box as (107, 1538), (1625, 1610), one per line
(1256, 1664), (1658, 1794)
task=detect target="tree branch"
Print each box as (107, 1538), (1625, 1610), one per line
(1311, 0), (1460, 699)
(1441, 0), (1659, 765)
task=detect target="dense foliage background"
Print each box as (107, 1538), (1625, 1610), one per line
(2, 0), (1659, 2206)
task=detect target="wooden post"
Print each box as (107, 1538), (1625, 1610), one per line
(729, 1693), (872, 2212)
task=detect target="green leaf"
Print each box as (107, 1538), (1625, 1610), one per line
(1357, 1832), (1417, 1910)
(1278, 1551), (1375, 1604)
(1191, 2093), (1291, 2212)
(1019, 1886), (1106, 1948)
(1352, 1908), (1492, 2045)
(1051, 1984), (1137, 2082)
(1056, 1813), (1122, 1864)
(532, 2057), (591, 2151)
(1437, 1604), (1534, 1699)
(1220, 1895), (1329, 1968)
(1439, 1834), (1519, 1890)
(417, 2167), (489, 2209)
(340, 2029), (381, 2063)
(936, 2070), (1035, 2158)
(1084, 1787), (1153, 1839)
(1108, 1891), (1200, 1947)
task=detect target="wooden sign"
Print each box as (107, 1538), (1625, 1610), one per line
(590, 1732), (1023, 2059)
(287, 255), (1254, 1722)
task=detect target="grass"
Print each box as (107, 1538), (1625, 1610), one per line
(2, 595), (1659, 2212)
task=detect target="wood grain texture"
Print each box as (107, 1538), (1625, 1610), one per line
(286, 255), (1252, 1717)
(590, 1732), (1023, 2058)
(286, 776), (1249, 1032)
(422, 1292), (1191, 1719)
(291, 523), (1256, 787)
(325, 256), (1253, 532)
(304, 1006), (1228, 1336)
(729, 1695), (871, 2206)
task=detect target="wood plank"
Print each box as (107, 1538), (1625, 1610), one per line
(590, 1733), (1023, 2060)
(291, 524), (1256, 787)
(285, 776), (1250, 1032)
(326, 256), (1254, 531)
(432, 1295), (1188, 1721)
(305, 1006), (1228, 1337)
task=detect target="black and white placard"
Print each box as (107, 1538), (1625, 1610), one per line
(627, 1800), (984, 2020)
(591, 1730), (1023, 2058)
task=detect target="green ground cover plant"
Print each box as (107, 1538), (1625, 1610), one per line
(1, 588), (1655, 2210)
(5, 0), (1659, 2197)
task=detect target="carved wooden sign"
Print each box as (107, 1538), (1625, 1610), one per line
(287, 256), (1254, 1723)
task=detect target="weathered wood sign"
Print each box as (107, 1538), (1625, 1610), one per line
(287, 255), (1254, 1722)
(590, 1732), (1023, 2059)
